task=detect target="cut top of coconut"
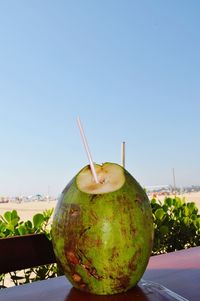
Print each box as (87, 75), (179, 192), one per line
(76, 163), (125, 194)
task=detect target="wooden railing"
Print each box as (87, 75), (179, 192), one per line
(0, 234), (56, 274)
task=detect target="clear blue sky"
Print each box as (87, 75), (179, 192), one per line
(1, 1), (200, 196)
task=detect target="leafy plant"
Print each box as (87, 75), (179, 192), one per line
(0, 208), (58, 288)
(151, 196), (200, 255)
(0, 208), (53, 238)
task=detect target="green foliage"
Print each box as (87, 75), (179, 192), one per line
(151, 196), (200, 255)
(0, 208), (54, 238)
(0, 208), (57, 288)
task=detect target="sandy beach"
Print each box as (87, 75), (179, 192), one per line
(0, 200), (57, 221)
(0, 192), (200, 222)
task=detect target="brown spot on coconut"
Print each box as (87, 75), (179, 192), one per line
(72, 274), (82, 282)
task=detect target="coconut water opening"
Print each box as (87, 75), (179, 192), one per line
(76, 163), (125, 194)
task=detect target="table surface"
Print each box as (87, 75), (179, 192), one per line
(1, 246), (200, 301)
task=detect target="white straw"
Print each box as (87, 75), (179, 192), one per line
(121, 141), (125, 168)
(77, 117), (99, 183)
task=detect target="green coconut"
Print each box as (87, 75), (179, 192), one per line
(52, 162), (153, 295)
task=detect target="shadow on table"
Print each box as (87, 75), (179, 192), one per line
(65, 285), (149, 301)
